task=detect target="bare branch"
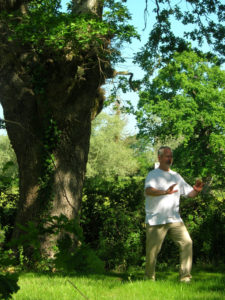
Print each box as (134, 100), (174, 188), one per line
(143, 0), (149, 30)
(155, 0), (160, 21)
(114, 71), (137, 91)
(67, 280), (90, 300)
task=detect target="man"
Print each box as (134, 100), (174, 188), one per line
(144, 146), (203, 283)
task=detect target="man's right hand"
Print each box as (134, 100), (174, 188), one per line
(145, 184), (178, 196)
(165, 184), (178, 194)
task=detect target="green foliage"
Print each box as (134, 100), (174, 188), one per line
(137, 50), (225, 179)
(37, 118), (61, 216)
(124, 136), (182, 176)
(0, 192), (18, 242)
(104, 0), (140, 59)
(8, 213), (104, 273)
(1, 0), (138, 63)
(87, 113), (139, 178)
(180, 193), (225, 264)
(10, 221), (42, 262)
(0, 228), (20, 299)
(44, 214), (105, 273)
(122, 136), (155, 176)
(6, 0), (104, 51)
(0, 229), (18, 270)
(154, 192), (225, 266)
(0, 136), (18, 190)
(0, 136), (19, 242)
(0, 273), (20, 299)
(82, 176), (146, 270)
(54, 242), (105, 274)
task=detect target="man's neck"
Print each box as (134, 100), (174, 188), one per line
(159, 165), (170, 172)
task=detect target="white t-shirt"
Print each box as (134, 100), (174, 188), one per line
(145, 168), (193, 225)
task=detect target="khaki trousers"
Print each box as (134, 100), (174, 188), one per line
(145, 222), (192, 281)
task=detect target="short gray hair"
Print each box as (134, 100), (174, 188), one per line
(158, 146), (172, 157)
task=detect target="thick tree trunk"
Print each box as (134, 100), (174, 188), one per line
(0, 0), (110, 257)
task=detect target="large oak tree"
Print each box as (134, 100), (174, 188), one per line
(0, 0), (120, 256)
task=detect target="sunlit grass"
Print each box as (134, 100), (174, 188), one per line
(13, 267), (225, 300)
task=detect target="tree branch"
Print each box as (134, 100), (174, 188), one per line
(143, 0), (149, 30)
(113, 71), (137, 91)
(67, 280), (90, 300)
(155, 0), (160, 21)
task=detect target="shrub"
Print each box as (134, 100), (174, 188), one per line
(81, 176), (146, 270)
(0, 273), (20, 300)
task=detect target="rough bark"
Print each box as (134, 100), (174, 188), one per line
(0, 0), (111, 257)
(72, 0), (103, 16)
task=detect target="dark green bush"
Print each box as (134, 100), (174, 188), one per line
(49, 215), (104, 274)
(0, 273), (20, 299)
(54, 238), (105, 273)
(181, 194), (225, 264)
(0, 160), (19, 243)
(81, 176), (146, 270)
(0, 227), (20, 299)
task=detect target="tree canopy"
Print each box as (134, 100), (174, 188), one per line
(134, 0), (225, 79)
(136, 50), (225, 181)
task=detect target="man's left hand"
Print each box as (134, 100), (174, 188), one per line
(193, 179), (204, 192)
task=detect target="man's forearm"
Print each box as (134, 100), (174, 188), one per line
(145, 187), (166, 196)
(145, 183), (178, 196)
(188, 189), (199, 198)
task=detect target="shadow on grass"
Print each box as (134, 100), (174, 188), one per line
(191, 269), (225, 294)
(24, 268), (179, 284)
(18, 265), (225, 291)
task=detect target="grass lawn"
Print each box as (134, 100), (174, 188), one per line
(12, 267), (225, 300)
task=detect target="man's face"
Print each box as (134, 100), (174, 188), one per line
(158, 148), (173, 169)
